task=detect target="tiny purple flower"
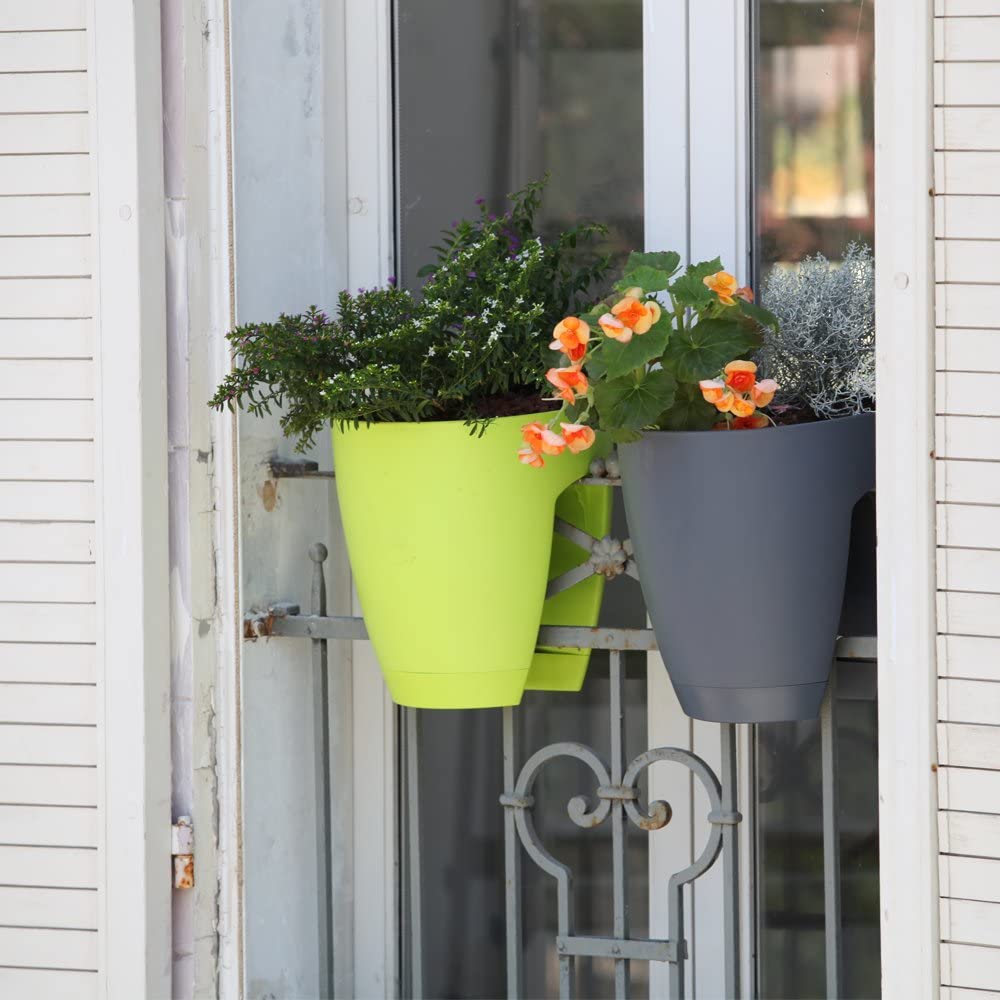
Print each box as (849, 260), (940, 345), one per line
(387, 275), (397, 286)
(467, 271), (477, 279)
(474, 197), (485, 206)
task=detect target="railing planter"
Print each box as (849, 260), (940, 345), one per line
(332, 412), (607, 708)
(618, 412), (875, 722)
(526, 482), (612, 692)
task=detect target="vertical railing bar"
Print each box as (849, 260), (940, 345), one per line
(721, 723), (741, 999)
(668, 877), (685, 1000)
(503, 706), (525, 1000)
(559, 873), (574, 1000)
(406, 708), (424, 1000)
(609, 650), (630, 1000)
(821, 665), (842, 999)
(309, 544), (335, 999)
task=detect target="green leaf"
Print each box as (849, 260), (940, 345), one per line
(686, 257), (724, 280)
(737, 297), (780, 332)
(615, 266), (673, 293)
(656, 382), (719, 431)
(606, 427), (643, 444)
(660, 318), (759, 383)
(624, 250), (682, 277)
(559, 398), (587, 424)
(668, 275), (714, 309)
(593, 369), (677, 431)
(591, 314), (671, 380)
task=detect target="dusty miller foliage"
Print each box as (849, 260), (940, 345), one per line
(756, 242), (875, 419)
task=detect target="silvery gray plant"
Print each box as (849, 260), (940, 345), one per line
(756, 241), (875, 419)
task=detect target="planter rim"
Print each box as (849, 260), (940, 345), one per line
(632, 409), (875, 439)
(332, 408), (561, 434)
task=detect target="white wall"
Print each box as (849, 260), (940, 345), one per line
(160, 0), (237, 996)
(932, 5), (1000, 994)
(0, 4), (101, 996)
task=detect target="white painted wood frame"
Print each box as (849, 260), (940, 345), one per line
(874, 1), (940, 998)
(88, 0), (173, 996)
(340, 0), (400, 993)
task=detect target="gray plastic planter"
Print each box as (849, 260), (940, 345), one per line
(618, 413), (875, 723)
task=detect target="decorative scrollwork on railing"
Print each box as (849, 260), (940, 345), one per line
(500, 649), (743, 1000)
(503, 743), (729, 857)
(502, 742), (611, 883)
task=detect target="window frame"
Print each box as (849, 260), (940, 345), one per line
(333, 0), (941, 996)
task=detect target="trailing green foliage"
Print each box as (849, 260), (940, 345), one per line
(209, 180), (609, 450)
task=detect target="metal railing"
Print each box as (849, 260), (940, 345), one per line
(245, 459), (875, 999)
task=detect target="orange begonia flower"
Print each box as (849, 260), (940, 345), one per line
(611, 296), (661, 336)
(730, 394), (756, 418)
(560, 422), (596, 454)
(724, 360), (757, 394)
(521, 421), (547, 454)
(599, 312), (631, 343)
(703, 271), (739, 306)
(518, 447), (544, 467)
(752, 378), (778, 408)
(734, 286), (754, 303)
(546, 366), (589, 404)
(539, 428), (567, 455)
(550, 317), (590, 363)
(699, 379), (726, 405)
(714, 391), (736, 414)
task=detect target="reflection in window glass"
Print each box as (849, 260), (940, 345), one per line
(754, 3), (879, 997)
(756, 664), (881, 1000)
(395, 3), (646, 997)
(395, 0), (643, 290)
(754, 0), (875, 272)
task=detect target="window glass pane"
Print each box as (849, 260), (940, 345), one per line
(754, 0), (875, 273)
(753, 3), (879, 996)
(395, 5), (645, 992)
(396, 0), (643, 290)
(755, 663), (881, 1000)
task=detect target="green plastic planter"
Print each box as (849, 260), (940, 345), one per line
(332, 413), (604, 708)
(526, 484), (611, 692)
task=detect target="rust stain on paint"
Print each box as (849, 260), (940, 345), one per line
(174, 854), (194, 890)
(258, 479), (279, 512)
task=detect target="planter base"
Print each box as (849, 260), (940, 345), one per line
(383, 668), (529, 710)
(525, 650), (588, 693)
(674, 681), (828, 724)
